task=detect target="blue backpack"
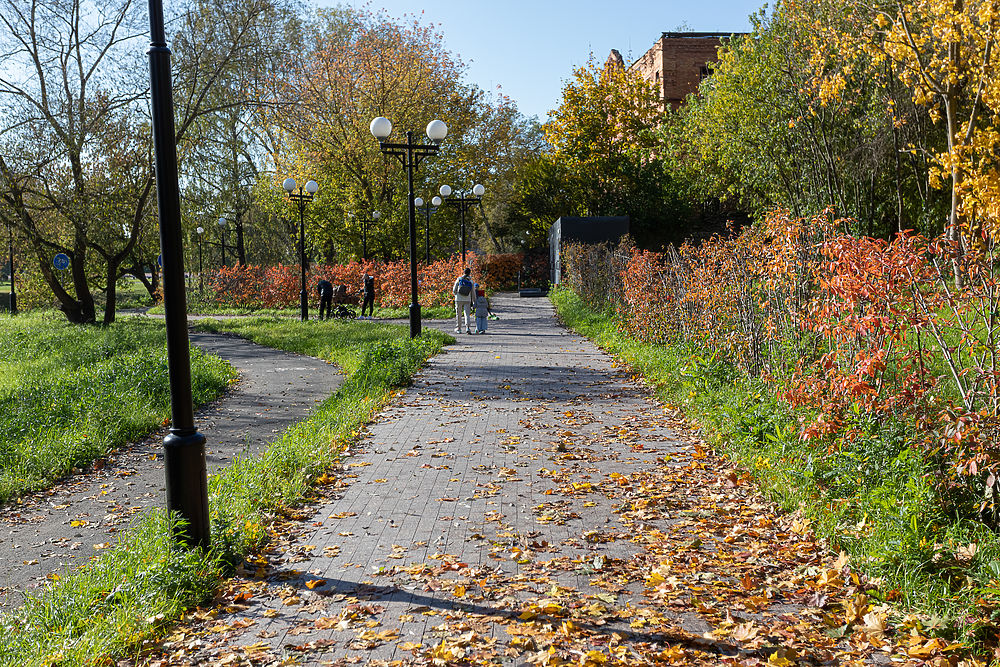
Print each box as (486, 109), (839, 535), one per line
(457, 276), (473, 296)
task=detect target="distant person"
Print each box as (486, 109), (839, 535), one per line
(317, 279), (333, 320)
(452, 267), (474, 334)
(474, 286), (490, 334)
(361, 274), (375, 318)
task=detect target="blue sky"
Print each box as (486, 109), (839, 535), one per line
(316, 0), (768, 121)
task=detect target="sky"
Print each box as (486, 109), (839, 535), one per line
(315, 0), (767, 121)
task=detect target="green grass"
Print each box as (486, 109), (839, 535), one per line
(0, 318), (453, 666)
(0, 312), (235, 504)
(550, 288), (1000, 649)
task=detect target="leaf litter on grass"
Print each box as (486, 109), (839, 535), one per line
(126, 400), (987, 667)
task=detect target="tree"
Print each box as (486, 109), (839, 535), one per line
(0, 0), (291, 323)
(526, 54), (684, 246)
(260, 7), (540, 263)
(858, 0), (1000, 252)
(671, 1), (948, 239)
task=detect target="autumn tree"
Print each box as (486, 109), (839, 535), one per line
(0, 0), (291, 323)
(260, 7), (541, 263)
(857, 0), (1000, 246)
(671, 1), (949, 238)
(514, 55), (684, 246)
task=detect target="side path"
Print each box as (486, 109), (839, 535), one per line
(0, 329), (343, 610)
(140, 295), (912, 666)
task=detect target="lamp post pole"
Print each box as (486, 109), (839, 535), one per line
(440, 184), (485, 266)
(414, 196), (441, 263)
(196, 227), (204, 294)
(217, 217), (228, 267)
(7, 223), (15, 315)
(146, 0), (210, 548)
(370, 117), (447, 338)
(283, 178), (318, 321)
(361, 211), (380, 260)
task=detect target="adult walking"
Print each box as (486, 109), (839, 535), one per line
(453, 267), (475, 334)
(317, 279), (333, 320)
(361, 274), (375, 318)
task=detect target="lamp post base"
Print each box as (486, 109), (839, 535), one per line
(409, 303), (421, 338)
(8, 292), (15, 316)
(300, 290), (308, 322)
(163, 428), (210, 548)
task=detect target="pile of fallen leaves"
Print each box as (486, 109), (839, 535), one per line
(127, 403), (993, 667)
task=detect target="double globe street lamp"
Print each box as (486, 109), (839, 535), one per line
(413, 196), (442, 263)
(439, 183), (485, 266)
(349, 210), (381, 260)
(283, 178), (319, 321)
(370, 116), (447, 338)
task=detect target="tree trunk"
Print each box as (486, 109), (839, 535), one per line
(236, 219), (247, 265)
(103, 260), (118, 324)
(69, 227), (96, 323)
(128, 263), (156, 300)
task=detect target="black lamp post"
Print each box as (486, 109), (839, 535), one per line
(440, 183), (485, 266)
(6, 222), (15, 315)
(217, 217), (228, 267)
(146, 0), (210, 548)
(351, 210), (381, 260)
(283, 178), (319, 321)
(195, 226), (204, 294)
(414, 196), (442, 263)
(370, 116), (448, 338)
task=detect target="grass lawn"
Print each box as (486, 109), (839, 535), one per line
(550, 288), (1000, 650)
(0, 318), (452, 666)
(0, 312), (234, 505)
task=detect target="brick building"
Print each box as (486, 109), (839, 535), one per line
(609, 32), (739, 109)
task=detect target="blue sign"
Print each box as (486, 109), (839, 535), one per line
(53, 253), (70, 270)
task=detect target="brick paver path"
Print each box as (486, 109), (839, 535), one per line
(145, 295), (887, 666)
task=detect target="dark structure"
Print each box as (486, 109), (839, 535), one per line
(548, 216), (630, 285)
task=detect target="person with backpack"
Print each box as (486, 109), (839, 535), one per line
(453, 267), (475, 334)
(317, 279), (333, 320)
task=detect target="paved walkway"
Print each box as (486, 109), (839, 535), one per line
(0, 330), (342, 610)
(139, 296), (899, 666)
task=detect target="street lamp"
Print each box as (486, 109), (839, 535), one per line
(352, 210), (381, 260)
(283, 177), (319, 321)
(146, 0), (209, 547)
(440, 183), (485, 266)
(195, 226), (204, 294)
(217, 217), (228, 267)
(370, 116), (447, 338)
(414, 196), (442, 263)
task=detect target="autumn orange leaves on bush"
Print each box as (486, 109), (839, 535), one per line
(204, 254), (524, 310)
(562, 210), (1000, 511)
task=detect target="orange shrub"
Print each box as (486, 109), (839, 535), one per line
(204, 253), (525, 310)
(561, 210), (1000, 502)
